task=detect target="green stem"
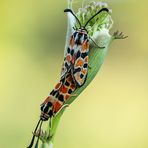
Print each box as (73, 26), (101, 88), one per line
(41, 142), (53, 148)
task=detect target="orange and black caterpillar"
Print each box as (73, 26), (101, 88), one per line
(61, 8), (109, 87)
(27, 7), (109, 148)
(40, 72), (76, 120)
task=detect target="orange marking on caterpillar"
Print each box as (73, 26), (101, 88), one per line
(55, 82), (62, 90)
(71, 84), (76, 90)
(84, 56), (88, 63)
(65, 94), (70, 100)
(42, 95), (56, 104)
(76, 59), (84, 67)
(70, 37), (75, 47)
(53, 101), (62, 113)
(72, 56), (75, 64)
(67, 75), (73, 82)
(82, 41), (89, 52)
(82, 69), (87, 75)
(42, 96), (50, 104)
(60, 85), (68, 93)
(66, 55), (71, 63)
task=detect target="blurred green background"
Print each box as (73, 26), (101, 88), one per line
(0, 0), (148, 148)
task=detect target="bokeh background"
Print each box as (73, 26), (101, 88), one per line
(0, 0), (148, 148)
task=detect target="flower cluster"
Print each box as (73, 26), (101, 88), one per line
(75, 1), (113, 37)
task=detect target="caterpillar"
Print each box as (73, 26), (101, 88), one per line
(27, 7), (109, 148)
(61, 8), (109, 87)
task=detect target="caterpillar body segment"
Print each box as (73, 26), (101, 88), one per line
(40, 72), (77, 121)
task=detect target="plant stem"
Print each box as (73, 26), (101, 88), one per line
(41, 142), (53, 148)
